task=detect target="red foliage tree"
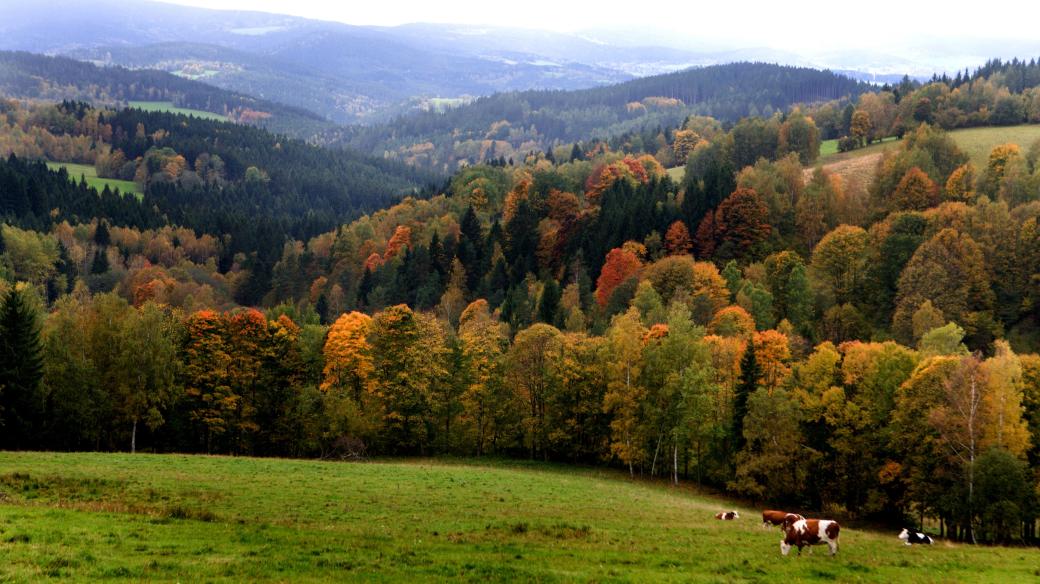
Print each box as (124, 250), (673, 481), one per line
(595, 247), (643, 307)
(713, 187), (771, 259)
(664, 221), (693, 255)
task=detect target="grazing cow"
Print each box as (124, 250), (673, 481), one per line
(780, 519), (840, 556)
(762, 510), (804, 530)
(714, 511), (739, 520)
(898, 528), (933, 545)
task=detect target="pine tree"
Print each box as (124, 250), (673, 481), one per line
(0, 287), (44, 449)
(94, 221), (111, 246)
(91, 249), (110, 274)
(358, 267), (374, 307)
(733, 341), (761, 450)
(538, 279), (561, 325)
(315, 294), (330, 326)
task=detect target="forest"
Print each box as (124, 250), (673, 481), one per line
(3, 55), (1040, 546)
(0, 51), (333, 139)
(336, 62), (868, 172)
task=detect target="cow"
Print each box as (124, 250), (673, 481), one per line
(898, 528), (933, 545)
(762, 510), (804, 530)
(780, 518), (840, 556)
(714, 510), (739, 520)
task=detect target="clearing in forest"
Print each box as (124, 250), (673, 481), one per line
(128, 101), (229, 122)
(45, 161), (143, 199)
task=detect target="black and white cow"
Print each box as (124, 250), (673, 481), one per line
(898, 528), (933, 545)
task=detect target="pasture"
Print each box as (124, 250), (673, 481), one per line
(945, 124), (1040, 168)
(128, 101), (229, 122)
(45, 162), (142, 199)
(0, 452), (1037, 582)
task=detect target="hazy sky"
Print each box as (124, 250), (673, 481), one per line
(155, 0), (1040, 52)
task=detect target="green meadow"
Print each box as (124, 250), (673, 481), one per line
(818, 125), (1040, 167)
(45, 162), (142, 199)
(0, 452), (1036, 582)
(128, 101), (229, 122)
(944, 124), (1040, 168)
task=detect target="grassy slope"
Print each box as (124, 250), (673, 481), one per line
(813, 125), (1040, 205)
(45, 162), (142, 198)
(818, 125), (1040, 169)
(945, 125), (1040, 169)
(0, 452), (1036, 582)
(128, 100), (229, 122)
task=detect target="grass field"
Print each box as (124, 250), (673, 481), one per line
(0, 452), (1036, 582)
(945, 125), (1040, 169)
(817, 136), (901, 165)
(45, 162), (142, 199)
(128, 101), (228, 122)
(666, 165), (685, 183)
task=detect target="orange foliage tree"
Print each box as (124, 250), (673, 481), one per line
(595, 247), (643, 307)
(664, 221), (693, 255)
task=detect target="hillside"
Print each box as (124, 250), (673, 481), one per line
(338, 62), (868, 172)
(0, 51), (332, 139)
(814, 125), (1040, 203)
(0, 452), (1036, 582)
(2, 0), (650, 124)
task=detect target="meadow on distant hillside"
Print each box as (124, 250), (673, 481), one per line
(128, 100), (228, 122)
(0, 452), (1037, 582)
(45, 161), (142, 198)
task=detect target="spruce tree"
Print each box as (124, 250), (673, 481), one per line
(91, 249), (110, 274)
(94, 221), (111, 246)
(733, 340), (761, 450)
(538, 279), (561, 325)
(315, 294), (329, 326)
(0, 287), (44, 449)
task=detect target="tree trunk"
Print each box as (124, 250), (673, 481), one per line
(650, 434), (662, 477)
(626, 436), (633, 478)
(131, 419), (137, 454)
(672, 441), (678, 486)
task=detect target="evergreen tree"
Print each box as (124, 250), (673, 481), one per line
(316, 294), (330, 325)
(358, 267), (374, 307)
(91, 249), (110, 274)
(94, 221), (111, 246)
(733, 341), (761, 450)
(0, 287), (44, 449)
(538, 279), (561, 325)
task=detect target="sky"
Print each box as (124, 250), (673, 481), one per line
(154, 0), (1040, 53)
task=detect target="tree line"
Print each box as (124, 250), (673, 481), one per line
(336, 62), (865, 172)
(0, 51), (332, 139)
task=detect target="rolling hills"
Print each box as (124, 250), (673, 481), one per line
(0, 452), (1037, 582)
(0, 51), (332, 139)
(338, 62), (869, 172)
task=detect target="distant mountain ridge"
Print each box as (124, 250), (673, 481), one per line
(0, 51), (332, 139)
(338, 62), (869, 172)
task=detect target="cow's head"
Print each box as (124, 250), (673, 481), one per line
(780, 541), (792, 556)
(731, 511), (740, 519)
(782, 515), (800, 532)
(898, 528), (909, 541)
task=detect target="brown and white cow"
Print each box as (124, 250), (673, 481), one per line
(780, 518), (840, 556)
(762, 510), (804, 530)
(714, 510), (739, 520)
